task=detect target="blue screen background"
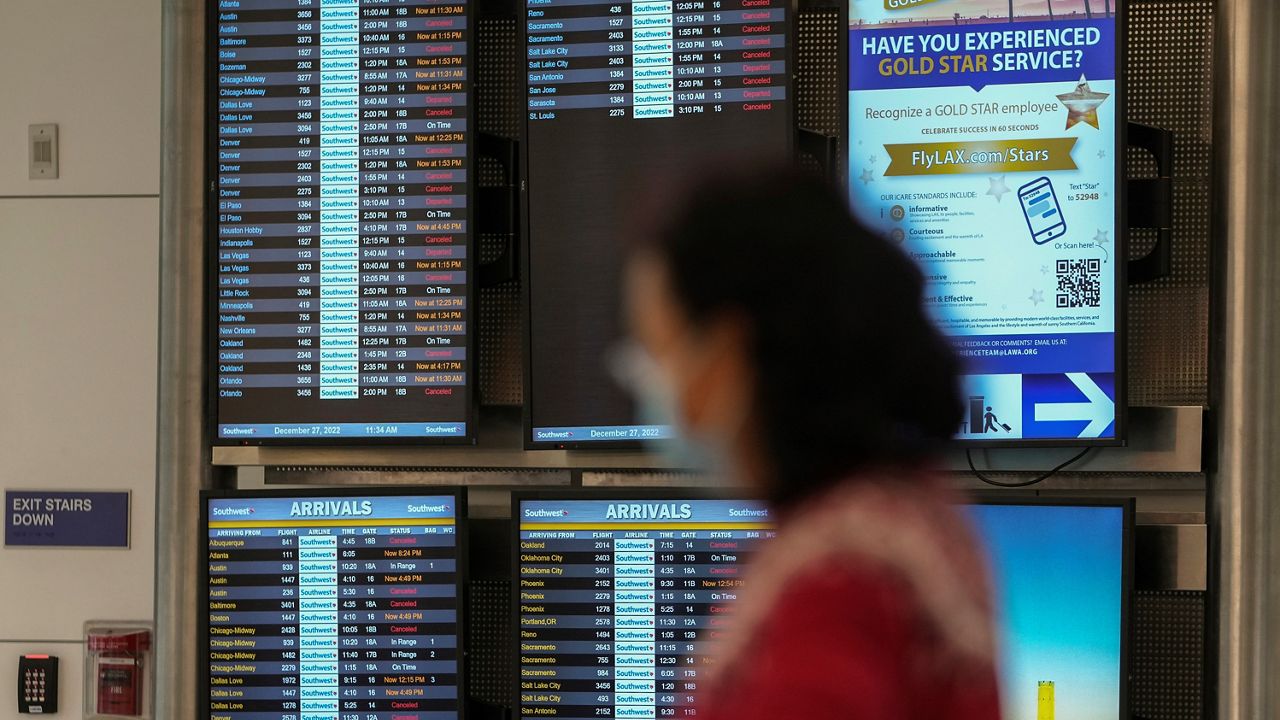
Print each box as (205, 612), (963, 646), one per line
(967, 503), (1125, 720)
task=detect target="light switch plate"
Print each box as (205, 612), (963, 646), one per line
(29, 124), (58, 180)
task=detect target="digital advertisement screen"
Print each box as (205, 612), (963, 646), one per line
(968, 502), (1127, 720)
(204, 491), (464, 720)
(846, 0), (1123, 443)
(524, 0), (792, 446)
(515, 496), (776, 718)
(211, 0), (473, 443)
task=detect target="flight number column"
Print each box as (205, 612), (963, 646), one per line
(614, 538), (656, 720)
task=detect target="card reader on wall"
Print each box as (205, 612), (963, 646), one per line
(17, 655), (57, 714)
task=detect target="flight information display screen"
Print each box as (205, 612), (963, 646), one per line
(515, 495), (1127, 720)
(212, 0), (474, 443)
(523, 0), (791, 446)
(203, 491), (464, 720)
(845, 0), (1123, 444)
(514, 495), (775, 719)
(968, 500), (1128, 720)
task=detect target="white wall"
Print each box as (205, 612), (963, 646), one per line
(0, 1), (160, 717)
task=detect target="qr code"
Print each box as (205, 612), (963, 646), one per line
(1056, 259), (1102, 308)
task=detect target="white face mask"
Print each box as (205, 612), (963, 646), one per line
(608, 341), (721, 473)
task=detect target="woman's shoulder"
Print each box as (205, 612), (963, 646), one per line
(720, 474), (999, 674)
(701, 477), (1003, 720)
(745, 545), (976, 669)
(704, 553), (1002, 720)
(750, 554), (921, 659)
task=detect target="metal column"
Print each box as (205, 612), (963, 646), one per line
(1210, 0), (1280, 716)
(153, 0), (208, 716)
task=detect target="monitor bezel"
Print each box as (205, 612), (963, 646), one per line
(838, 0), (1129, 449)
(198, 485), (469, 720)
(510, 489), (1132, 720)
(509, 487), (772, 717)
(203, 2), (480, 447)
(519, 1), (802, 450)
(967, 494), (1134, 720)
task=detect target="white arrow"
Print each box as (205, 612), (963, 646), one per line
(1033, 372), (1115, 438)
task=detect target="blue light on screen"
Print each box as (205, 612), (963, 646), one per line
(967, 504), (1125, 720)
(846, 0), (1123, 443)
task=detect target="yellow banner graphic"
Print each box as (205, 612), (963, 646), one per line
(884, 138), (1079, 176)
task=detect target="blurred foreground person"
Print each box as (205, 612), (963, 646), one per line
(620, 165), (1002, 719)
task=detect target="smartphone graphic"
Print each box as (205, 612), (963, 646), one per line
(1018, 177), (1067, 245)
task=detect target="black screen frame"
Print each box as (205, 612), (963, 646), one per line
(199, 485), (469, 720)
(520, 0), (802, 450)
(511, 489), (1132, 720)
(204, 1), (480, 447)
(968, 494), (1134, 720)
(838, 1), (1129, 450)
(509, 487), (770, 718)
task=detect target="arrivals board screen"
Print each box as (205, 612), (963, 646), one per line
(514, 495), (775, 719)
(523, 0), (792, 446)
(846, 1), (1124, 444)
(203, 490), (464, 720)
(211, 0), (474, 443)
(514, 496), (1127, 720)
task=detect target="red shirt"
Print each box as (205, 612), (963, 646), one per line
(698, 478), (1003, 720)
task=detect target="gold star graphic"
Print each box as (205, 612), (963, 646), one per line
(1057, 74), (1110, 130)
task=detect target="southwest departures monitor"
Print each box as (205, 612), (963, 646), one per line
(523, 0), (793, 447)
(202, 489), (465, 720)
(211, 0), (475, 443)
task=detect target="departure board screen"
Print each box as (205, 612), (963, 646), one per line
(515, 495), (775, 719)
(212, 0), (474, 443)
(523, 0), (792, 446)
(204, 491), (464, 720)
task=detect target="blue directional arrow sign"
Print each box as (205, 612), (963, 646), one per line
(1025, 372), (1117, 439)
